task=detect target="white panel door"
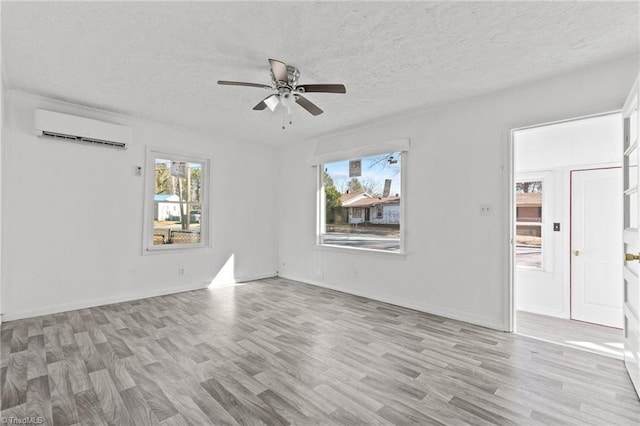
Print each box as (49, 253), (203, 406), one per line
(571, 168), (622, 328)
(622, 72), (640, 398)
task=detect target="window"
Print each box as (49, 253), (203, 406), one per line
(144, 150), (209, 251)
(515, 180), (543, 268)
(320, 151), (403, 252)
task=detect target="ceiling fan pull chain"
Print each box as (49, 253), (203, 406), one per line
(282, 108), (286, 130)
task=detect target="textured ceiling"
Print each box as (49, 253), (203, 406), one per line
(2, 2), (639, 146)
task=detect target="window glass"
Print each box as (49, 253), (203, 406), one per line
(321, 151), (402, 252)
(515, 180), (543, 268)
(146, 152), (208, 250)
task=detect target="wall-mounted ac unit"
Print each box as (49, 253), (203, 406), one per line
(34, 109), (131, 149)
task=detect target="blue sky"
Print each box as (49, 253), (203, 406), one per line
(324, 152), (402, 196)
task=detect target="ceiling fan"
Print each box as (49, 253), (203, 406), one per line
(218, 59), (346, 120)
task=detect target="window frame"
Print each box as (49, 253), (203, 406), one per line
(317, 150), (407, 255)
(142, 147), (211, 254)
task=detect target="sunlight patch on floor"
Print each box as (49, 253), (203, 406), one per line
(565, 340), (625, 358)
(516, 311), (624, 360)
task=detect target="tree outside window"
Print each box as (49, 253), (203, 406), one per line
(145, 151), (209, 250)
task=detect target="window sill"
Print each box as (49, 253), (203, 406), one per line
(144, 243), (210, 255)
(315, 243), (407, 258)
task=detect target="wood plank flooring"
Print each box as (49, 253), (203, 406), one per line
(1, 277), (639, 425)
(516, 310), (624, 360)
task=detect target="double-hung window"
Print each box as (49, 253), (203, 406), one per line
(144, 149), (209, 251)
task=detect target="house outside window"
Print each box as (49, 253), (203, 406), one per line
(320, 151), (403, 252)
(515, 180), (543, 268)
(144, 149), (209, 251)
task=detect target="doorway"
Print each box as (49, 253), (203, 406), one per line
(512, 113), (624, 359)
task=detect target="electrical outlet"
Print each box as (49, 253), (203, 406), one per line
(178, 267), (185, 277)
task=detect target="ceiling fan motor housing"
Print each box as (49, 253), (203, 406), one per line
(286, 65), (300, 86)
(272, 65), (300, 89)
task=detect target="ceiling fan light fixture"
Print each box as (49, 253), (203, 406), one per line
(264, 94), (280, 111)
(280, 92), (295, 110)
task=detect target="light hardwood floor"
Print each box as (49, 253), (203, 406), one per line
(516, 310), (624, 360)
(1, 277), (639, 425)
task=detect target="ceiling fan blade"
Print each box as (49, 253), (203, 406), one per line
(294, 94), (323, 116)
(253, 100), (268, 111)
(296, 84), (346, 94)
(268, 59), (288, 82)
(218, 80), (272, 89)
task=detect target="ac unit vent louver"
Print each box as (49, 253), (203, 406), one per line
(41, 131), (128, 149)
(34, 109), (131, 150)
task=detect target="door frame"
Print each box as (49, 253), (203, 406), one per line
(569, 166), (623, 328)
(507, 111), (621, 333)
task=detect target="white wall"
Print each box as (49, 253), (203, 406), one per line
(515, 114), (622, 318)
(1, 91), (279, 320)
(277, 56), (638, 331)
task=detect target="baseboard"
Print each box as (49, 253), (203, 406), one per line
(3, 281), (209, 322)
(279, 274), (507, 331)
(234, 272), (277, 283)
(516, 306), (567, 319)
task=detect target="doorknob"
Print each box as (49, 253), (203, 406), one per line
(625, 253), (640, 261)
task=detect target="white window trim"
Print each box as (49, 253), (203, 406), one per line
(316, 150), (407, 255)
(142, 147), (211, 254)
(515, 173), (550, 272)
(308, 137), (410, 165)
